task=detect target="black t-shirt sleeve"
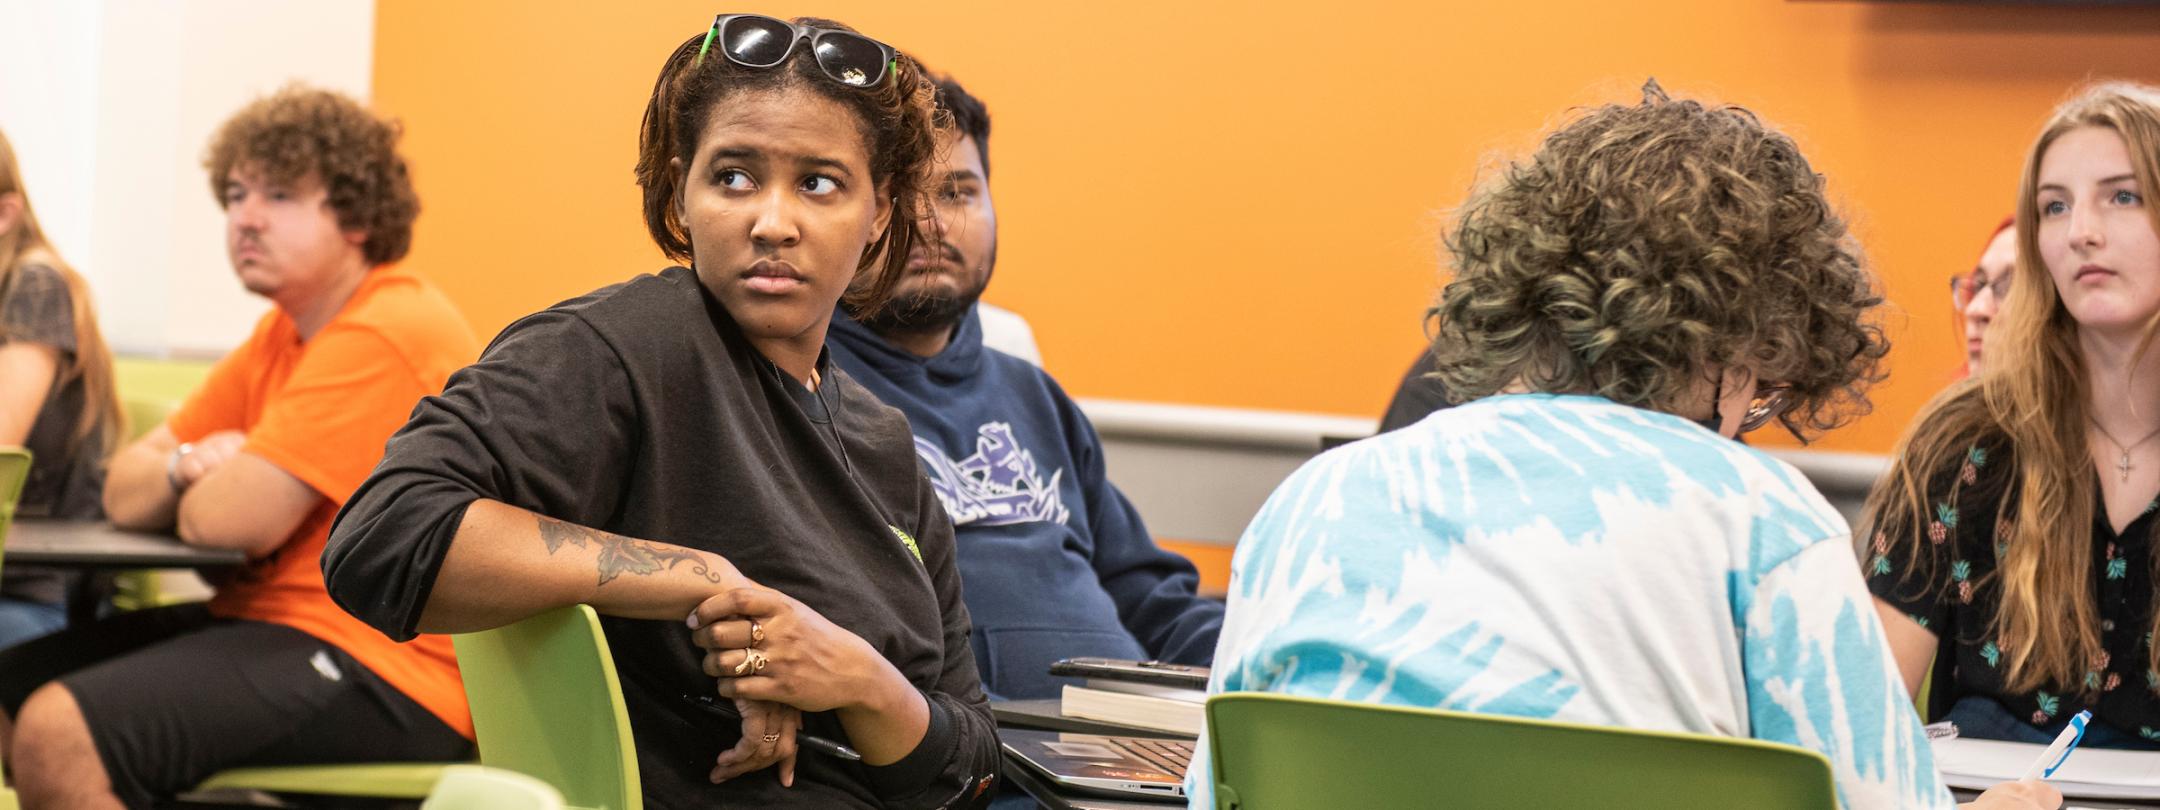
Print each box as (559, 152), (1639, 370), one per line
(0, 263), (77, 353)
(860, 471), (1002, 809)
(1379, 350), (1451, 434)
(324, 311), (639, 641)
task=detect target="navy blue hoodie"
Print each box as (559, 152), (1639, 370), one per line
(828, 306), (1223, 699)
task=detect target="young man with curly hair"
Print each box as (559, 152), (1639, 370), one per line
(0, 85), (479, 810)
(1183, 83), (2057, 810)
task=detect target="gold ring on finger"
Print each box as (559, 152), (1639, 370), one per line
(747, 648), (770, 673)
(750, 620), (765, 645)
(731, 647), (756, 676)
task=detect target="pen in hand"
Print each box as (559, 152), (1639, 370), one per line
(2022, 709), (2091, 781)
(679, 694), (864, 762)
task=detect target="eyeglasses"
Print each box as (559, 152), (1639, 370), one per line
(1737, 384), (1792, 435)
(695, 14), (896, 89)
(1951, 268), (2014, 309)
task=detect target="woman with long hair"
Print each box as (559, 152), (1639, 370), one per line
(0, 127), (122, 647)
(1869, 82), (2160, 751)
(323, 14), (999, 807)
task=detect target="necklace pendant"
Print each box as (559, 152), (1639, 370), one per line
(2121, 451), (2134, 483)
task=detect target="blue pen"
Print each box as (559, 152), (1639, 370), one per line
(2022, 709), (2091, 780)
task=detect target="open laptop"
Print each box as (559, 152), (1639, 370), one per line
(1000, 728), (1192, 801)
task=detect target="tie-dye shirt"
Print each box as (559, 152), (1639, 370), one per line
(1185, 394), (1953, 810)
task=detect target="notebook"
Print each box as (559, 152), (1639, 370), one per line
(1051, 658), (1209, 736)
(1932, 736), (2160, 800)
(1000, 728), (1193, 801)
(1059, 684), (1204, 736)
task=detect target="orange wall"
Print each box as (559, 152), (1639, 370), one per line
(372, 0), (2160, 454)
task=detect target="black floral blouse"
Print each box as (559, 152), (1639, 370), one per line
(1867, 436), (2160, 739)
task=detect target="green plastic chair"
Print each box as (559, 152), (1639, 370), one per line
(452, 604), (641, 810)
(112, 366), (195, 608)
(121, 397), (173, 443)
(112, 356), (214, 409)
(112, 358), (211, 441)
(0, 449), (23, 751)
(113, 355), (213, 442)
(0, 447), (29, 572)
(1916, 660), (1935, 721)
(195, 762), (451, 799)
(423, 765), (566, 810)
(109, 398), (180, 612)
(1204, 693), (1838, 810)
(0, 446), (29, 612)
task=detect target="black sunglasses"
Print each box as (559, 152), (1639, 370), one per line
(1738, 384), (1792, 435)
(695, 14), (895, 89)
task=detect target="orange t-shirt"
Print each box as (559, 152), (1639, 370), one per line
(167, 265), (480, 738)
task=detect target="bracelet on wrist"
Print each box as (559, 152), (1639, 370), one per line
(166, 442), (196, 493)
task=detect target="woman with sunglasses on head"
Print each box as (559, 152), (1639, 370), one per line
(1869, 82), (2160, 759)
(323, 15), (999, 808)
(1955, 217), (2018, 376)
(1184, 83), (2056, 810)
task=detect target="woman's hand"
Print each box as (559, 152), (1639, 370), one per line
(710, 698), (800, 786)
(689, 585), (932, 765)
(1961, 779), (2063, 810)
(690, 585), (902, 713)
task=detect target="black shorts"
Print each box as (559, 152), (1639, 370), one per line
(0, 603), (471, 809)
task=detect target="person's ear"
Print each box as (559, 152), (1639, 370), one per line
(0, 192), (23, 236)
(1715, 366), (1758, 438)
(670, 156), (688, 221)
(869, 180), (894, 243)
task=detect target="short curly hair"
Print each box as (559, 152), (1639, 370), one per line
(1430, 81), (1888, 439)
(203, 84), (418, 266)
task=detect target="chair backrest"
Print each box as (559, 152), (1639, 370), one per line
(452, 605), (640, 810)
(114, 356), (214, 441)
(1204, 693), (1838, 810)
(122, 397), (175, 442)
(421, 765), (566, 810)
(0, 446), (32, 574)
(975, 302), (1043, 367)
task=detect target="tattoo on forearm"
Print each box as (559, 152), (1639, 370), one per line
(535, 515), (727, 587)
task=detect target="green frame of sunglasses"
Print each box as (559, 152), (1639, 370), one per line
(693, 13), (897, 88)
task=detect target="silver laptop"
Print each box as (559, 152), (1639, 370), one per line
(1000, 728), (1191, 800)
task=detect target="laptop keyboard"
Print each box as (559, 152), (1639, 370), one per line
(1113, 737), (1194, 775)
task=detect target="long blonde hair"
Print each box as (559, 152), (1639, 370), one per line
(1866, 81), (2160, 694)
(0, 128), (121, 456)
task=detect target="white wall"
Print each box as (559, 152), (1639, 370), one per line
(0, 0), (375, 357)
(1082, 399), (1376, 545)
(1080, 399), (1890, 545)
(0, 1), (101, 297)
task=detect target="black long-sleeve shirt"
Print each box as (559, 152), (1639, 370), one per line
(323, 267), (1000, 809)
